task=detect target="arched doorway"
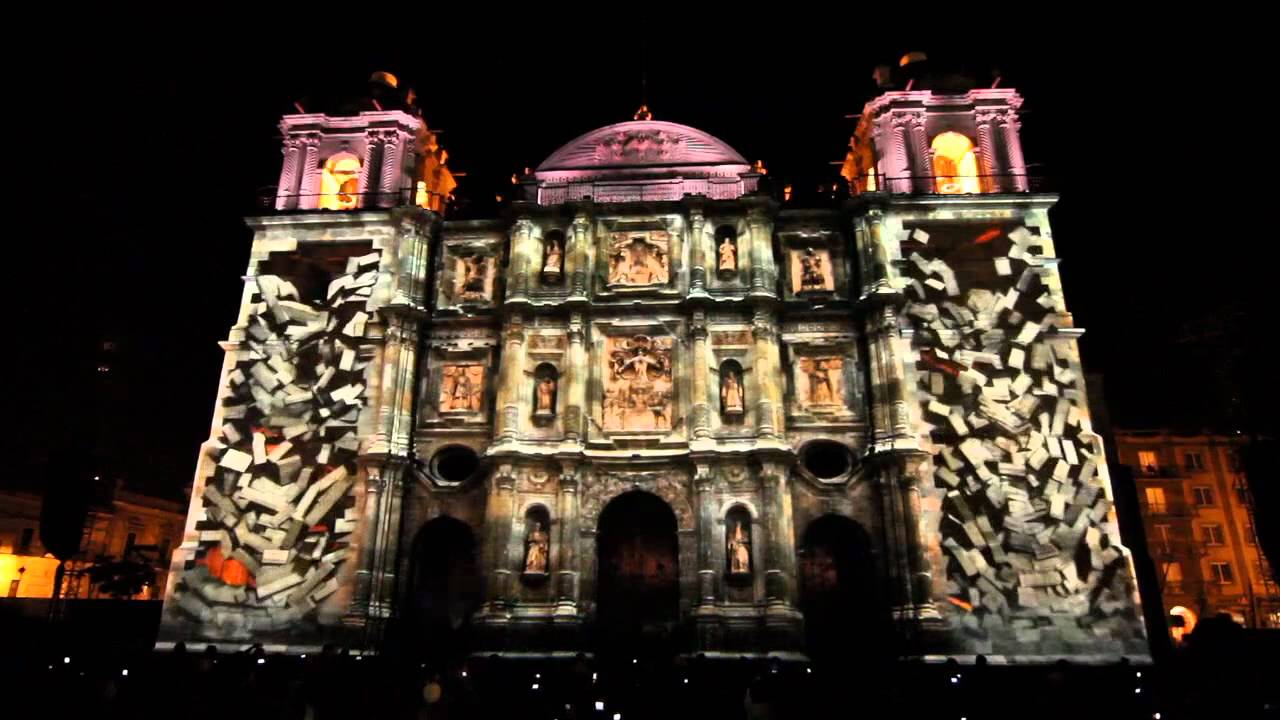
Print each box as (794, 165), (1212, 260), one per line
(595, 491), (680, 653)
(406, 516), (481, 665)
(797, 514), (890, 663)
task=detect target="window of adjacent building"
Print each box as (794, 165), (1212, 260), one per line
(318, 152), (363, 210)
(1210, 561), (1234, 584)
(1193, 486), (1214, 506)
(1162, 561), (1183, 584)
(1137, 450), (1160, 475)
(1144, 487), (1167, 514)
(930, 131), (982, 194)
(1245, 520), (1257, 545)
(1202, 524), (1225, 546)
(1184, 451), (1205, 471)
(1154, 524), (1173, 553)
(1234, 479), (1251, 507)
(18, 528), (34, 554)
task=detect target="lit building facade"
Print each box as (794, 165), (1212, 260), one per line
(159, 67), (1149, 661)
(0, 486), (185, 600)
(1114, 429), (1280, 639)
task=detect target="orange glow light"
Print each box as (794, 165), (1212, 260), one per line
(318, 153), (363, 210)
(931, 131), (982, 195)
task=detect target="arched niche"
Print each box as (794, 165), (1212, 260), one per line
(318, 151), (362, 210)
(521, 505), (551, 580)
(541, 229), (565, 284)
(719, 358), (745, 421)
(725, 504), (754, 578)
(930, 131), (982, 195)
(714, 224), (738, 276)
(532, 362), (559, 422)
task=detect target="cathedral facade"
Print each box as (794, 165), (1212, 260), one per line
(159, 67), (1150, 662)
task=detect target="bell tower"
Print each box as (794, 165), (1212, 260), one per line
(159, 73), (452, 650)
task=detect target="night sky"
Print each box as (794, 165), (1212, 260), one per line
(20, 23), (1265, 499)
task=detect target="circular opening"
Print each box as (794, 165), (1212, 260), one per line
(432, 446), (480, 484)
(802, 440), (853, 481)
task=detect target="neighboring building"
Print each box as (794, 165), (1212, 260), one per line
(159, 61), (1149, 662)
(0, 485), (186, 600)
(1114, 429), (1280, 639)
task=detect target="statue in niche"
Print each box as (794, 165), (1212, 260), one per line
(721, 366), (745, 417)
(439, 365), (485, 413)
(542, 237), (563, 281)
(798, 357), (843, 407)
(603, 335), (673, 431)
(607, 233), (669, 286)
(728, 520), (751, 574)
(800, 247), (826, 291)
(524, 521), (549, 574)
(535, 374), (557, 418)
(718, 237), (737, 274)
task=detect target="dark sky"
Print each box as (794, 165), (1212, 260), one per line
(20, 22), (1264, 499)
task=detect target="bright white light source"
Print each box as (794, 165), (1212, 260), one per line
(1135, 688), (1142, 694)
(257, 658), (265, 665)
(592, 672), (598, 682)
(1136, 672), (1142, 678)
(614, 714), (622, 720)
(950, 677), (958, 684)
(535, 673), (541, 679)
(301, 654), (307, 659)
(122, 669), (129, 677)
(1154, 714), (1161, 719)
(683, 678), (689, 684)
(632, 658), (638, 664)
(64, 657), (70, 664)
(595, 701), (604, 711)
(806, 667), (812, 674)
(532, 684), (540, 690)
(461, 671), (467, 677)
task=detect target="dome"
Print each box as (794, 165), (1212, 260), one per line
(533, 120), (756, 205)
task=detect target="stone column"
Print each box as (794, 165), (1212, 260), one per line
(555, 465), (580, 608)
(564, 313), (587, 442)
(747, 210), (774, 295)
(877, 458), (938, 623)
(889, 121), (912, 194)
(508, 219), (533, 303)
(689, 208), (708, 294)
(690, 311), (712, 439)
(483, 467), (517, 607)
(759, 462), (797, 607)
(298, 135), (322, 210)
(694, 464), (717, 604)
(377, 130), (401, 207)
(751, 308), (782, 439)
(900, 459), (937, 619)
(865, 304), (915, 451)
(975, 110), (1001, 192)
(908, 113), (933, 194)
(497, 316), (526, 441)
(275, 138), (302, 210)
(1000, 111), (1029, 192)
(570, 214), (590, 299)
(358, 130), (383, 207)
(348, 462), (385, 621)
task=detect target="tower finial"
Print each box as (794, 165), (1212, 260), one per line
(633, 104), (652, 121)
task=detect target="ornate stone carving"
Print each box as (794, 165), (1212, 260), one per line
(796, 357), (845, 409)
(580, 471), (694, 529)
(454, 253), (492, 302)
(603, 335), (674, 431)
(712, 330), (752, 347)
(439, 364), (484, 413)
(541, 236), (563, 282)
(607, 231), (670, 287)
(796, 247), (830, 292)
(535, 374), (557, 418)
(595, 129), (684, 163)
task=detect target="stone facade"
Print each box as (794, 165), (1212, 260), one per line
(160, 84), (1149, 662)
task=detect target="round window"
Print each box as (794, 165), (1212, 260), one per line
(432, 445), (480, 484)
(801, 440), (853, 481)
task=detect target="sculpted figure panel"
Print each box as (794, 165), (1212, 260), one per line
(608, 232), (670, 286)
(454, 254), (493, 301)
(790, 247), (834, 293)
(439, 364), (485, 413)
(603, 335), (674, 431)
(796, 357), (845, 409)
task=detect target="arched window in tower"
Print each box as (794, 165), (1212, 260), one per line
(533, 363), (558, 421)
(522, 505), (551, 577)
(725, 506), (753, 576)
(541, 230), (565, 284)
(719, 359), (745, 420)
(318, 152), (363, 210)
(715, 225), (738, 276)
(930, 131), (982, 195)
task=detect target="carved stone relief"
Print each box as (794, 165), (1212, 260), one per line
(791, 247), (834, 293)
(607, 231), (670, 286)
(795, 356), (845, 410)
(453, 253), (494, 302)
(439, 364), (485, 413)
(603, 335), (674, 432)
(580, 470), (694, 529)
